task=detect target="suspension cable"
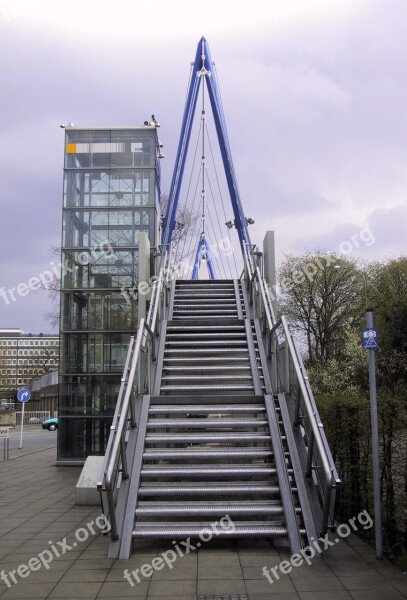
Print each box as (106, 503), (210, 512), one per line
(176, 121), (203, 270)
(204, 122), (239, 277)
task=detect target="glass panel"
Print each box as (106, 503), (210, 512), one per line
(61, 250), (138, 290)
(64, 170), (155, 208)
(61, 291), (137, 331)
(61, 332), (131, 374)
(65, 130), (156, 169)
(57, 416), (116, 459)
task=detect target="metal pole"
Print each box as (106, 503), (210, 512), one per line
(366, 310), (383, 559)
(19, 403), (25, 449)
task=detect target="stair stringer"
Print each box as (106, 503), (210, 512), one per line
(153, 319), (168, 395)
(111, 395), (151, 560)
(283, 392), (326, 538)
(255, 323), (320, 551)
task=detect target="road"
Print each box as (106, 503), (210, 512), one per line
(7, 427), (57, 449)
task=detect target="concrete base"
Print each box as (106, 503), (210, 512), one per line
(75, 455), (104, 505)
(0, 411), (16, 426)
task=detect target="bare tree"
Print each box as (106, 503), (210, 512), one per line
(42, 243), (62, 330)
(277, 251), (366, 363)
(160, 193), (200, 263)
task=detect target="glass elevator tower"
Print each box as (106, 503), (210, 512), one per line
(58, 127), (160, 462)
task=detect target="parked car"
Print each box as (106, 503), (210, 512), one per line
(29, 417), (42, 424)
(42, 417), (58, 431)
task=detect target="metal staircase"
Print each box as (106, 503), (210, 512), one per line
(98, 266), (340, 559)
(161, 280), (257, 395)
(134, 279), (303, 545)
(97, 37), (340, 560)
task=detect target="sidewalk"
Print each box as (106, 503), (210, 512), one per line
(0, 446), (406, 599)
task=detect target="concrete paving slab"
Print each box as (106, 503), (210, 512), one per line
(0, 446), (406, 600)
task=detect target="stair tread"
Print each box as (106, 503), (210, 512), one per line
(161, 375), (253, 381)
(135, 504), (285, 514)
(149, 404), (265, 412)
(164, 348), (249, 353)
(162, 366), (252, 371)
(145, 433), (271, 442)
(141, 465), (277, 473)
(143, 449), (272, 458)
(133, 524), (295, 538)
(147, 418), (267, 427)
(160, 385), (255, 390)
(165, 341), (245, 345)
(139, 482), (281, 491)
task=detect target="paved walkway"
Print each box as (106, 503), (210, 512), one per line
(0, 447), (406, 599)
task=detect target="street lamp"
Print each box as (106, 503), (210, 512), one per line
(335, 265), (383, 559)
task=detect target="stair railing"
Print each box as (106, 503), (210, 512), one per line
(97, 247), (171, 544)
(242, 243), (340, 534)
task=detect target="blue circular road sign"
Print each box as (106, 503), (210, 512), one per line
(17, 389), (31, 403)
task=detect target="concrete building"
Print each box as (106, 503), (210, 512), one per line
(0, 328), (59, 407)
(28, 370), (59, 415)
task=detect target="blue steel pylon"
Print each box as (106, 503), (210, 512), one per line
(161, 37), (253, 259)
(191, 233), (216, 280)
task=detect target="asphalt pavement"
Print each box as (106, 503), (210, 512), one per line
(7, 427), (57, 449)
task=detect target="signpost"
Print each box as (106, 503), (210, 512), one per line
(0, 427), (10, 460)
(361, 327), (379, 350)
(17, 389), (31, 449)
(362, 312), (382, 559)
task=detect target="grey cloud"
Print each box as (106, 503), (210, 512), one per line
(1, 1), (407, 332)
(290, 205), (407, 259)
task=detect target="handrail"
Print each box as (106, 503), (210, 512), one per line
(98, 247), (171, 544)
(241, 247), (340, 534)
(99, 319), (146, 541)
(144, 247), (171, 348)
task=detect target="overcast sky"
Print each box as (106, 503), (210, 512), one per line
(0, 0), (406, 333)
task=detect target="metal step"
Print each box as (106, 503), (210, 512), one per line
(175, 285), (234, 290)
(166, 333), (246, 338)
(164, 348), (249, 354)
(166, 325), (245, 330)
(149, 404), (265, 413)
(149, 394), (265, 403)
(141, 465), (278, 476)
(161, 365), (252, 372)
(172, 314), (237, 319)
(138, 483), (283, 496)
(165, 340), (247, 346)
(163, 357), (250, 363)
(173, 310), (238, 315)
(160, 375), (253, 382)
(143, 448), (272, 460)
(160, 385), (255, 391)
(147, 418), (266, 428)
(133, 524), (298, 538)
(173, 304), (236, 308)
(174, 299), (236, 304)
(135, 502), (287, 517)
(145, 432), (272, 443)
